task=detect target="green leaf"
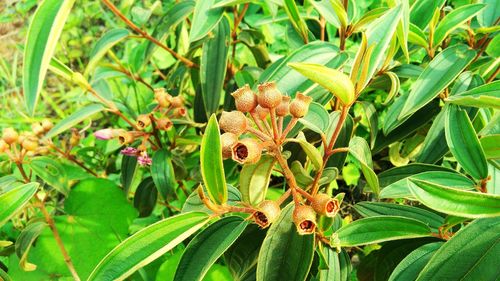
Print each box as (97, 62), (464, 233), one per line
(44, 104), (105, 139)
(201, 17), (230, 117)
(133, 177), (158, 218)
(283, 0), (309, 42)
(49, 57), (74, 81)
(446, 80), (500, 109)
(445, 104), (488, 180)
(189, 0), (223, 42)
(408, 179), (500, 218)
(121, 155), (138, 196)
(349, 136), (379, 195)
(257, 203), (315, 281)
(182, 185), (241, 214)
(388, 242), (443, 281)
(288, 62), (355, 105)
(84, 29), (129, 77)
(378, 164), (456, 187)
(200, 115), (227, 204)
(0, 183), (38, 227)
(310, 0), (341, 28)
(330, 0), (348, 27)
(477, 0), (500, 27)
(409, 0), (445, 29)
(29, 156), (69, 196)
(318, 247), (352, 281)
(212, 0), (258, 8)
(380, 171), (475, 199)
(408, 23), (428, 48)
(287, 137), (323, 170)
(174, 216), (247, 281)
(239, 155), (276, 206)
(336, 216), (432, 247)
(480, 135), (500, 159)
(15, 221), (47, 271)
(358, 101), (378, 147)
(23, 0), (75, 115)
(399, 45), (476, 119)
(354, 202), (444, 230)
(151, 149), (176, 200)
(88, 212), (210, 281)
(298, 102), (330, 134)
(433, 4), (486, 47)
(416, 218), (500, 280)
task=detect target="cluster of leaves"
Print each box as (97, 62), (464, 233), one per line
(0, 0), (499, 281)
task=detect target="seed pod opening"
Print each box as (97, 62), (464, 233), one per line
(232, 84), (258, 113)
(174, 107), (187, 117)
(219, 111), (247, 135)
(156, 118), (173, 131)
(289, 92), (312, 118)
(252, 200), (281, 228)
(257, 82), (282, 109)
(312, 193), (340, 217)
(117, 131), (134, 145)
(293, 205), (317, 235)
(220, 132), (238, 159)
(154, 88), (172, 108)
(231, 138), (262, 164)
(136, 114), (151, 130)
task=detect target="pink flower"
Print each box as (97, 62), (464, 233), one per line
(94, 129), (115, 140)
(138, 152), (152, 166)
(121, 147), (139, 156)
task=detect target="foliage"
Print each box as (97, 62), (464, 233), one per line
(0, 0), (499, 280)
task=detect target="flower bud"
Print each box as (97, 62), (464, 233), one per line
(254, 105), (269, 120)
(231, 138), (262, 164)
(219, 111), (247, 135)
(174, 107), (187, 117)
(293, 205), (317, 235)
(231, 84), (258, 113)
(170, 96), (183, 108)
(2, 128), (18, 144)
(156, 118), (173, 131)
(289, 92), (312, 118)
(252, 200), (281, 228)
(257, 82), (282, 108)
(0, 140), (9, 152)
(41, 119), (54, 131)
(121, 147), (139, 156)
(311, 193), (339, 217)
(117, 131), (134, 145)
(136, 114), (151, 130)
(154, 88), (172, 108)
(94, 128), (119, 140)
(276, 96), (291, 117)
(21, 138), (38, 152)
(31, 123), (45, 136)
(138, 151), (152, 166)
(70, 129), (80, 146)
(220, 132), (238, 159)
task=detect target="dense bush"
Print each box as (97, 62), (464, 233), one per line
(1, 0), (499, 280)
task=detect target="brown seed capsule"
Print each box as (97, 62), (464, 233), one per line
(174, 107), (187, 117)
(170, 96), (183, 108)
(136, 114), (151, 130)
(219, 111), (247, 135)
(254, 105), (269, 120)
(156, 118), (173, 131)
(41, 119), (54, 131)
(231, 84), (258, 113)
(231, 138), (262, 164)
(252, 200), (281, 228)
(220, 132), (238, 159)
(117, 130), (134, 145)
(154, 88), (172, 108)
(2, 128), (18, 144)
(311, 193), (340, 217)
(31, 123), (45, 136)
(289, 92), (312, 118)
(293, 205), (317, 235)
(0, 140), (9, 152)
(21, 138), (38, 152)
(276, 96), (291, 117)
(257, 82), (282, 108)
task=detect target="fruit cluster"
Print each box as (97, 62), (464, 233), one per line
(0, 120), (55, 160)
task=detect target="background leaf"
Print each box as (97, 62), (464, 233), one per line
(189, 0), (223, 42)
(239, 155), (276, 206)
(0, 183), (38, 227)
(151, 149), (177, 200)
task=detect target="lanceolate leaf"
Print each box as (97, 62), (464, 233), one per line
(23, 0), (75, 115)
(399, 45), (476, 120)
(336, 216), (432, 247)
(15, 221), (47, 271)
(318, 247), (352, 281)
(84, 29), (129, 77)
(189, 0), (223, 42)
(433, 4), (486, 47)
(445, 104), (488, 180)
(389, 242), (443, 281)
(446, 80), (500, 109)
(174, 216), (247, 281)
(409, 0), (445, 29)
(257, 204), (315, 281)
(200, 17), (230, 117)
(298, 102), (330, 134)
(239, 155), (276, 206)
(288, 62), (355, 105)
(287, 138), (323, 170)
(408, 179), (500, 218)
(87, 212), (210, 281)
(200, 115), (227, 204)
(283, 0), (309, 42)
(44, 104), (105, 139)
(0, 183), (39, 227)
(416, 218), (500, 280)
(151, 149), (177, 200)
(349, 137), (380, 195)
